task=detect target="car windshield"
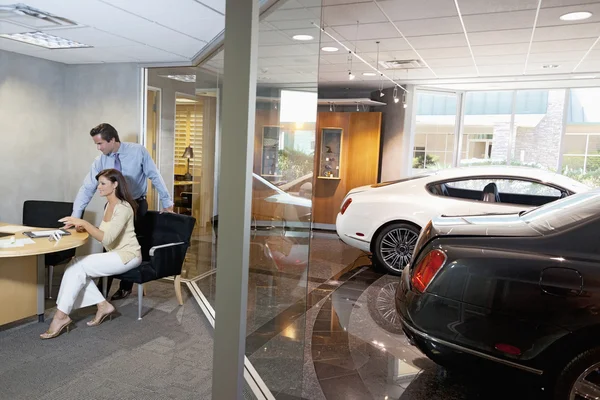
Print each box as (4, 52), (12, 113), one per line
(371, 172), (434, 188)
(520, 189), (600, 233)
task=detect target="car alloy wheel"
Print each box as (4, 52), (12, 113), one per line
(375, 223), (420, 275)
(569, 361), (600, 399)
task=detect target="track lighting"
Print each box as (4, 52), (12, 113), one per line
(348, 72), (355, 80)
(402, 89), (407, 108)
(393, 86), (399, 103)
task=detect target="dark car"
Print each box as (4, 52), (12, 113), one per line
(395, 189), (600, 399)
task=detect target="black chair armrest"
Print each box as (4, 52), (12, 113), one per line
(149, 242), (188, 279)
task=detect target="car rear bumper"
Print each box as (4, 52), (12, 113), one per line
(335, 213), (371, 252)
(396, 268), (544, 376)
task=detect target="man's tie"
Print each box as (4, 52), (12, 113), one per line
(114, 153), (122, 172)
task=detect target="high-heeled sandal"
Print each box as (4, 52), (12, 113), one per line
(40, 318), (72, 340)
(87, 309), (115, 327)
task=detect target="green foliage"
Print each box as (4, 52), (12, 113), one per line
(413, 154), (440, 169)
(277, 148), (313, 181)
(562, 166), (600, 188)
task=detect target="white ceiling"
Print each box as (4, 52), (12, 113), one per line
(0, 0), (224, 63)
(2, 0), (600, 91)
(204, 0), (600, 90)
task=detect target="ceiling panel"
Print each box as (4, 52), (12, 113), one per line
(100, 0), (224, 42)
(0, 21), (30, 35)
(409, 33), (468, 49)
(573, 60), (600, 73)
(0, 37), (47, 56)
(533, 23), (600, 42)
(395, 16), (463, 37)
(462, 10), (536, 32)
(266, 19), (320, 30)
(530, 38), (598, 53)
(46, 27), (138, 48)
(194, 0), (225, 14)
(471, 43), (530, 56)
(426, 57), (474, 68)
(528, 51), (590, 64)
(476, 54), (526, 66)
(478, 64), (524, 76)
(457, 0), (538, 15)
(468, 28), (532, 46)
(322, 3), (386, 25)
(375, 0), (457, 21)
(541, 0), (600, 8)
(417, 46), (472, 59)
(435, 66), (478, 77)
(332, 22), (398, 40)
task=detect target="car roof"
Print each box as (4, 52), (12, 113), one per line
(424, 166), (589, 191)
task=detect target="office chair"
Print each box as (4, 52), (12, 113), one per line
(112, 211), (196, 320)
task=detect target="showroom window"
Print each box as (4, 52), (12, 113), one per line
(413, 91), (458, 173)
(562, 88), (600, 187)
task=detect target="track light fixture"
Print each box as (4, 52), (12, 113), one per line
(393, 86), (399, 103)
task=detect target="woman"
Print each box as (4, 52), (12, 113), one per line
(40, 168), (142, 340)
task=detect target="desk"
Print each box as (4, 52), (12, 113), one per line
(0, 223), (88, 326)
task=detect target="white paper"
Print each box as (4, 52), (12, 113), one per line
(0, 225), (31, 234)
(0, 237), (36, 248)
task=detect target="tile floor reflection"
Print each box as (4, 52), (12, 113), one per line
(194, 232), (547, 399)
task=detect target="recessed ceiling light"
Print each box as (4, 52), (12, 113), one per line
(362, 72), (377, 76)
(0, 31), (92, 49)
(293, 34), (313, 41)
(543, 64), (560, 69)
(560, 11), (592, 21)
(321, 46), (339, 52)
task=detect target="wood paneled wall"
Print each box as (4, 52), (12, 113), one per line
(313, 112), (382, 225)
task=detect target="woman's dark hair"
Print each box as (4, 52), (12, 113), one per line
(90, 123), (120, 143)
(95, 169), (138, 215)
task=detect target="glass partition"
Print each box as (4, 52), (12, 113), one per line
(146, 66), (220, 281)
(412, 91), (458, 174)
(562, 88), (600, 187)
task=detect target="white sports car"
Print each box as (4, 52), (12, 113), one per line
(336, 167), (590, 275)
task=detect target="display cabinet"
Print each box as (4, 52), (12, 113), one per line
(318, 127), (343, 179)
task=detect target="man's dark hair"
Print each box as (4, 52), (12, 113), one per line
(90, 123), (120, 143)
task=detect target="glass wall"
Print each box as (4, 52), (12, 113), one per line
(412, 91), (458, 174)
(413, 87), (600, 188)
(176, 2), (321, 398)
(146, 66), (220, 282)
(562, 88), (600, 187)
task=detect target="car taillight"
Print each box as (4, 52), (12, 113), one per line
(411, 249), (447, 293)
(340, 198), (352, 215)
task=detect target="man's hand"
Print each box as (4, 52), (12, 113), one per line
(161, 205), (174, 214)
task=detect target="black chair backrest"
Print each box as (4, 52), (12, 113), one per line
(23, 200), (78, 265)
(140, 211), (196, 258)
(23, 200), (74, 228)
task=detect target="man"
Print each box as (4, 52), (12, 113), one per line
(72, 123), (174, 300)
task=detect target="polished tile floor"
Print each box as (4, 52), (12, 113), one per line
(235, 233), (549, 400)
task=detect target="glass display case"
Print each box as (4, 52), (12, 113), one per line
(318, 127), (342, 179)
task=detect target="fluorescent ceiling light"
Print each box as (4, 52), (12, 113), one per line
(292, 34), (313, 41)
(161, 74), (196, 83)
(321, 46), (338, 52)
(0, 31), (91, 49)
(362, 72), (377, 76)
(560, 11), (592, 21)
(176, 98), (198, 104)
(571, 75), (597, 79)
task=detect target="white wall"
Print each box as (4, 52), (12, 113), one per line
(0, 50), (141, 254)
(0, 50), (66, 224)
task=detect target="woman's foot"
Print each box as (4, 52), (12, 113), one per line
(40, 315), (72, 340)
(87, 302), (116, 327)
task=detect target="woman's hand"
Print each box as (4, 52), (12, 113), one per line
(59, 217), (88, 231)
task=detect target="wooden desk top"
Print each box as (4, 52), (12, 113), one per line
(0, 223), (89, 258)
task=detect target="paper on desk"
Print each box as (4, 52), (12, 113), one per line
(0, 237), (35, 248)
(0, 225), (32, 234)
